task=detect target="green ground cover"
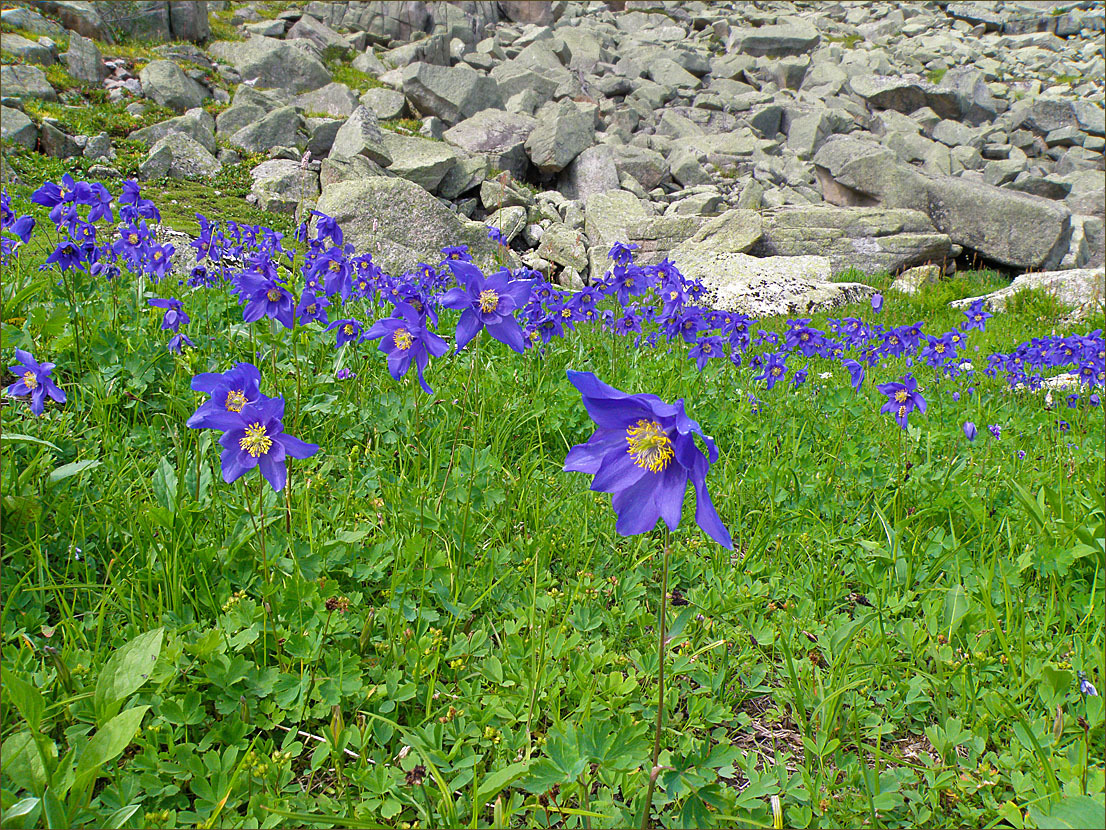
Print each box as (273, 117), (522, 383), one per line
(0, 178), (1103, 830)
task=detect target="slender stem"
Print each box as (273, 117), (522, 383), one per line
(640, 527), (670, 830)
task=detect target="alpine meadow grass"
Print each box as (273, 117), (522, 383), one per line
(1, 177), (1104, 830)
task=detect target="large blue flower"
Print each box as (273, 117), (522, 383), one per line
(6, 349), (66, 416)
(563, 371), (732, 548)
(439, 261), (534, 353)
(363, 302), (449, 393)
(215, 396), (318, 492)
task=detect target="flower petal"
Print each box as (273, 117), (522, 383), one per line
(611, 474), (661, 537)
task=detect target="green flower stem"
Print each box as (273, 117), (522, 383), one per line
(640, 526), (671, 830)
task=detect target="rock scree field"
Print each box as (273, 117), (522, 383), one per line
(1, 1), (1105, 828)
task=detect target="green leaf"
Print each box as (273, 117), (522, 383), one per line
(1028, 796), (1105, 829)
(475, 761), (531, 809)
(0, 731), (53, 792)
(1, 798), (40, 823)
(151, 457), (178, 513)
(1, 667), (45, 732)
(93, 628), (163, 723)
(48, 459), (101, 484)
(74, 706), (150, 791)
(0, 433), (60, 451)
(41, 788), (68, 830)
(103, 805), (142, 829)
(941, 584), (970, 640)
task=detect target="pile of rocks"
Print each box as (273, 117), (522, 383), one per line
(2, 0), (1103, 316)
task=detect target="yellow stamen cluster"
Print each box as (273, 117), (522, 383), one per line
(23, 370), (38, 390)
(478, 289), (500, 313)
(225, 389), (248, 412)
(626, 419), (674, 473)
(894, 389), (909, 403)
(266, 288), (282, 302)
(240, 423), (273, 458)
(343, 323), (355, 336)
(393, 328), (413, 351)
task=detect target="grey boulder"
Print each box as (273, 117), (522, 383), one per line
(442, 109), (536, 179)
(329, 105), (391, 166)
(402, 62), (503, 126)
(525, 100), (595, 174)
(295, 82), (360, 118)
(139, 60), (209, 112)
(0, 64), (57, 102)
(379, 132), (459, 194)
(951, 268), (1105, 321)
(132, 108), (217, 155)
(250, 159), (320, 215)
(1, 106), (39, 150)
(63, 32), (105, 84)
(848, 74), (961, 121)
(227, 106), (305, 154)
(140, 133), (221, 181)
(209, 37), (331, 94)
(726, 18), (820, 58)
(314, 177), (509, 275)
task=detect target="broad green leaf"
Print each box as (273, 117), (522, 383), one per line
(48, 459), (101, 484)
(1, 798), (40, 822)
(93, 628), (163, 722)
(1, 667), (45, 731)
(475, 760), (531, 807)
(1028, 796), (1105, 829)
(151, 457), (178, 513)
(0, 433), (60, 451)
(103, 805), (142, 829)
(41, 788), (68, 830)
(0, 731), (53, 792)
(74, 706), (149, 789)
(941, 584), (970, 639)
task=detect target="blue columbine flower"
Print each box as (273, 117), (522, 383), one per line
(326, 318), (365, 348)
(563, 371), (731, 548)
(843, 358), (865, 390)
(148, 297), (189, 332)
(187, 363), (265, 429)
(754, 352), (788, 391)
(5, 349), (66, 416)
(988, 424), (1001, 440)
(487, 225), (508, 246)
(877, 374), (926, 429)
(871, 293), (884, 313)
(963, 421), (977, 442)
(961, 299), (993, 332)
(363, 301), (450, 393)
(215, 396), (318, 492)
(1079, 671), (1098, 697)
(439, 260), (534, 353)
(168, 332), (194, 354)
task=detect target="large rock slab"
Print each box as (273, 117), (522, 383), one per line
(329, 105), (391, 166)
(0, 64), (57, 102)
(210, 37), (331, 94)
(814, 135), (1073, 271)
(525, 100), (595, 174)
(250, 159), (320, 215)
(22, 1), (107, 40)
(295, 82), (360, 118)
(139, 60), (209, 112)
(139, 132), (221, 181)
(287, 14), (352, 61)
(402, 62), (502, 126)
(64, 32), (105, 84)
(131, 108), (217, 155)
(443, 109), (536, 179)
(1, 33), (54, 65)
(951, 268), (1105, 321)
(670, 251), (877, 318)
(726, 18), (820, 57)
(314, 177), (509, 275)
(226, 106), (305, 154)
(1, 106), (39, 150)
(751, 206), (953, 275)
(848, 74), (961, 121)
(559, 144), (620, 202)
(379, 132), (459, 194)
(584, 190), (650, 277)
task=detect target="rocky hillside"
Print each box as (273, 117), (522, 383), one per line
(2, 0), (1103, 317)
